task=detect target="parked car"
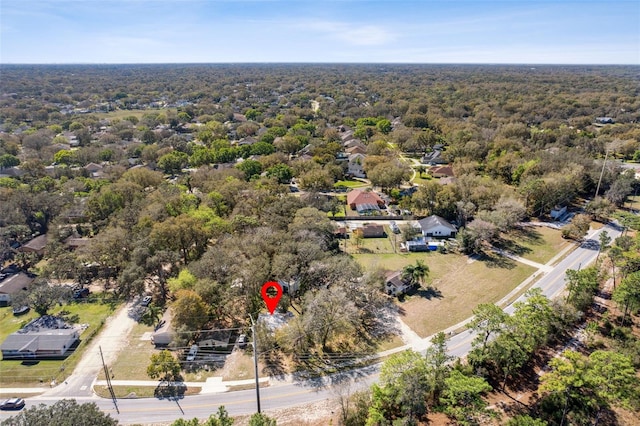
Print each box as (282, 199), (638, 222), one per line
(237, 334), (247, 349)
(73, 287), (89, 299)
(12, 305), (30, 316)
(389, 221), (400, 234)
(0, 398), (25, 410)
(186, 344), (198, 362)
(141, 295), (152, 307)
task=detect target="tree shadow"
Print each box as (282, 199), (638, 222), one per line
(154, 381), (187, 400)
(408, 286), (443, 300)
(262, 351), (287, 380)
(481, 252), (517, 269)
(355, 247), (373, 254)
(495, 226), (542, 257)
(290, 356), (378, 389)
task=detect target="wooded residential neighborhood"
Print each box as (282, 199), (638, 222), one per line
(1, 63), (639, 425)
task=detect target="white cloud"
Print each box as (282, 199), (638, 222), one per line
(299, 20), (396, 46)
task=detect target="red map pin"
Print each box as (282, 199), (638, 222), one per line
(261, 281), (283, 315)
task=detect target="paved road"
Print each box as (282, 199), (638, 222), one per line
(1, 223), (621, 424)
(3, 367), (380, 425)
(446, 222), (622, 358)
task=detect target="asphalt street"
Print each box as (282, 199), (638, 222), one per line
(0, 222), (622, 424)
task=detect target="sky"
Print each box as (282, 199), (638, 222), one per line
(1, 0), (639, 64)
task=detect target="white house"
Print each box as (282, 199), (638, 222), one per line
(385, 271), (414, 296)
(417, 215), (457, 238)
(348, 153), (366, 178)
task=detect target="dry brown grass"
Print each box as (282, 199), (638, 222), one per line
(354, 251), (535, 338)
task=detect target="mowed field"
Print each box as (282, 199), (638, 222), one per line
(498, 225), (571, 265)
(355, 251), (535, 337)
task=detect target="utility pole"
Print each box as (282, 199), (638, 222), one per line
(594, 149), (609, 198)
(250, 315), (261, 413)
(99, 346), (119, 414)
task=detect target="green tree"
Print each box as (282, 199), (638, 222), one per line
(0, 153), (20, 169)
(236, 159), (263, 181)
(367, 161), (411, 193)
(440, 369), (492, 425)
(301, 286), (359, 351)
(26, 280), (72, 316)
(248, 412), (277, 426)
(540, 350), (639, 425)
(564, 267), (599, 312)
(158, 151), (189, 174)
(402, 259), (430, 289)
(172, 289), (209, 339)
(607, 245), (623, 287)
(2, 399), (118, 426)
(376, 119), (392, 134)
(425, 332), (452, 404)
(506, 415), (548, 425)
(561, 213), (591, 240)
(468, 303), (508, 358)
(367, 350), (431, 425)
(612, 270), (640, 325)
(170, 406), (234, 426)
(150, 214), (211, 264)
(598, 230), (611, 258)
(147, 349), (181, 382)
(265, 163), (293, 184)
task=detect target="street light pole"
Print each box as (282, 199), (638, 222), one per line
(250, 315), (261, 413)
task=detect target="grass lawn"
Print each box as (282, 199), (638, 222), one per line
(411, 175), (433, 185)
(101, 322), (223, 382)
(0, 301), (115, 387)
(498, 226), (571, 265)
(344, 234), (397, 255)
(92, 108), (177, 120)
(354, 251), (536, 338)
(334, 179), (369, 189)
(98, 322), (158, 381)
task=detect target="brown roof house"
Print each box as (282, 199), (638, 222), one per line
(18, 235), (47, 256)
(347, 189), (385, 215)
(430, 165), (455, 179)
(1, 315), (80, 360)
(385, 271), (415, 297)
(0, 272), (34, 307)
(361, 224), (385, 238)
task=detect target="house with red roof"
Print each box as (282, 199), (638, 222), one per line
(347, 189), (385, 215)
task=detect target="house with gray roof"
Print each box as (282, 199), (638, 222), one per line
(1, 315), (80, 360)
(417, 215), (457, 238)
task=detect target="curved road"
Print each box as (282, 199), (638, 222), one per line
(1, 223), (621, 424)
